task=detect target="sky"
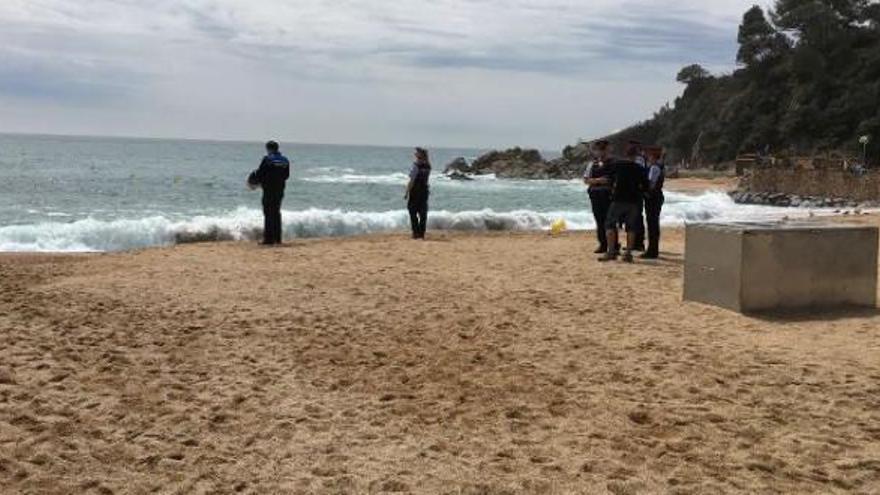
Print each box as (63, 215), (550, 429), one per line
(0, 0), (768, 149)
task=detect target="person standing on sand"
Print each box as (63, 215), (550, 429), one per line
(405, 147), (431, 240)
(631, 142), (647, 251)
(247, 140), (291, 245)
(599, 142), (649, 263)
(642, 150), (666, 259)
(584, 139), (613, 253)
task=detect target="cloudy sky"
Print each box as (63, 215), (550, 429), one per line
(0, 0), (766, 149)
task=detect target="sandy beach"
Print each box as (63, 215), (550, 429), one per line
(2, 218), (880, 494)
(665, 177), (736, 194)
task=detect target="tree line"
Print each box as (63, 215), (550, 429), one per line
(610, 0), (880, 166)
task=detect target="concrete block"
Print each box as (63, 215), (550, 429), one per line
(684, 222), (879, 313)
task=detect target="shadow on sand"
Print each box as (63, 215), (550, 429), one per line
(745, 306), (880, 323)
(635, 251), (684, 267)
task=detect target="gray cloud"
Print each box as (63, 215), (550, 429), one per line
(0, 39), (142, 103)
(0, 0), (761, 147)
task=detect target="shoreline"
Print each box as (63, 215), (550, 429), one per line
(1, 208), (876, 260)
(0, 178), (740, 254)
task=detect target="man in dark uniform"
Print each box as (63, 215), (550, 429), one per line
(583, 139), (613, 253)
(642, 149), (666, 259)
(405, 147), (432, 239)
(248, 140), (291, 245)
(599, 141), (649, 263)
(631, 141), (647, 251)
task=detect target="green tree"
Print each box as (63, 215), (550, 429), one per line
(676, 64), (711, 85)
(600, 0), (880, 164)
(737, 6), (784, 67)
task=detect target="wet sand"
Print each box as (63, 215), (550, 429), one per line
(1, 223), (880, 494)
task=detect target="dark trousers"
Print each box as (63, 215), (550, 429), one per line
(645, 193), (665, 255)
(408, 196), (428, 239)
(631, 197), (646, 248)
(262, 193), (283, 244)
(589, 190), (611, 250)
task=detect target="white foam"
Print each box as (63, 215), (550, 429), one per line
(303, 172), (502, 185)
(301, 173), (410, 184)
(0, 192), (824, 252)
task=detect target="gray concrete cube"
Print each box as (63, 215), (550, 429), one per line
(684, 222), (879, 313)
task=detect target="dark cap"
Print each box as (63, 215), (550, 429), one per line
(624, 140), (641, 157)
(414, 147), (430, 163)
(265, 140), (279, 152)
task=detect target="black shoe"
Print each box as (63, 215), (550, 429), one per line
(622, 252), (634, 263)
(598, 251), (619, 262)
(632, 244), (646, 252)
(640, 252), (659, 260)
(594, 246), (607, 254)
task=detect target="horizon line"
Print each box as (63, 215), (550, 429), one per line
(0, 130), (567, 154)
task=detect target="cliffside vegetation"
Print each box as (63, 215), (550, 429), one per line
(610, 0), (880, 166)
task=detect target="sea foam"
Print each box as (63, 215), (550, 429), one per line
(0, 192), (817, 252)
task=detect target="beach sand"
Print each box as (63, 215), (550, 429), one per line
(2, 221), (880, 494)
(665, 177), (736, 194)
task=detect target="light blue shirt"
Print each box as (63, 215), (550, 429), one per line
(648, 164), (663, 189)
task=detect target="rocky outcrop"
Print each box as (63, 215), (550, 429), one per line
(445, 146), (591, 180)
(545, 141), (593, 180)
(561, 142), (592, 164)
(443, 157), (470, 175)
(730, 190), (877, 209)
(470, 148), (546, 178)
(446, 170), (473, 181)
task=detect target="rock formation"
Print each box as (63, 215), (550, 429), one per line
(443, 157), (470, 175)
(443, 145), (594, 180)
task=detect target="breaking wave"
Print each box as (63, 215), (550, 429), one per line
(0, 192), (817, 252)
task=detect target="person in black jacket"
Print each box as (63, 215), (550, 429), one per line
(405, 147), (431, 239)
(247, 140), (291, 245)
(584, 139), (613, 254)
(631, 145), (647, 252)
(599, 142), (649, 263)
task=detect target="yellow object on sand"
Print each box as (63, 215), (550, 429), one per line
(550, 218), (567, 236)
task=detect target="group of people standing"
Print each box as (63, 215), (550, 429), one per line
(584, 139), (665, 262)
(246, 140), (664, 257)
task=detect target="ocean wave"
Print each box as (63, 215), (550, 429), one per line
(0, 192), (818, 252)
(298, 172), (588, 194)
(0, 208), (572, 252)
(301, 173), (410, 184)
(307, 167), (357, 174)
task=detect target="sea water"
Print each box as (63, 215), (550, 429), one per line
(0, 133), (802, 252)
